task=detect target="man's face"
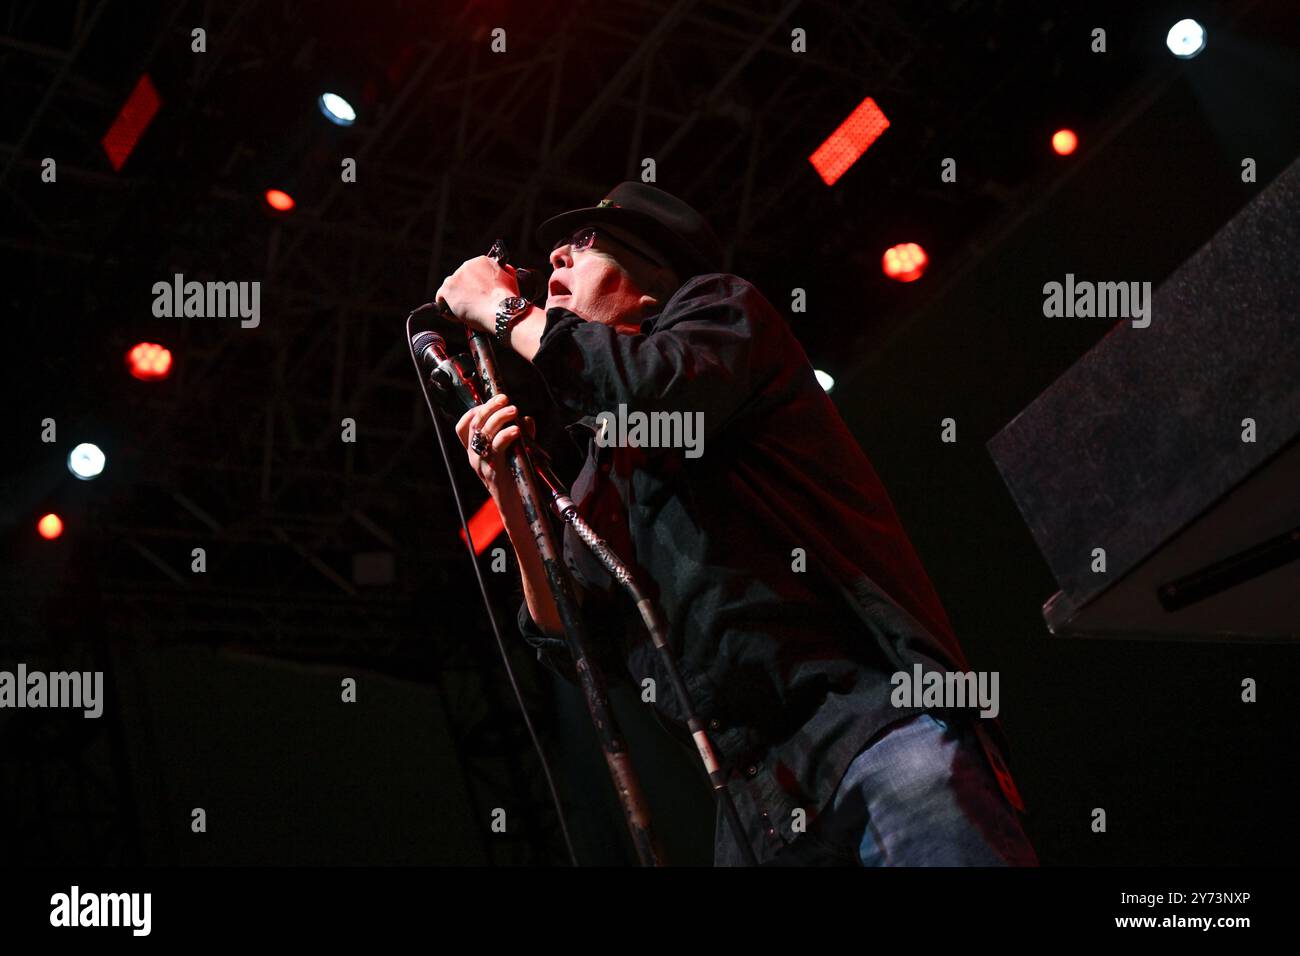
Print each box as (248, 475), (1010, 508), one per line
(546, 223), (676, 333)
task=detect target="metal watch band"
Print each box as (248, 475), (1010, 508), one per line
(494, 296), (529, 343)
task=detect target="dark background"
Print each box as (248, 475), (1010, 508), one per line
(2, 0), (1297, 865)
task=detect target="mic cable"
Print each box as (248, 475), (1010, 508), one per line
(405, 301), (580, 867)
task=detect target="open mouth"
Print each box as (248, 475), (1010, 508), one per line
(548, 280), (570, 299)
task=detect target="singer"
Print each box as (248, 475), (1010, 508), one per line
(433, 181), (1038, 866)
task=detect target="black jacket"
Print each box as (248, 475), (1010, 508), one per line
(516, 273), (1018, 863)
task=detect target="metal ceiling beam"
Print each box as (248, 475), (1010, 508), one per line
(0, 0), (108, 189)
(476, 0), (702, 243)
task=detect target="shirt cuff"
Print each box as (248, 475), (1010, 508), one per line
(517, 599), (567, 652)
(516, 599), (581, 685)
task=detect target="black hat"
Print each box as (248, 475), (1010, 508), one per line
(535, 181), (724, 279)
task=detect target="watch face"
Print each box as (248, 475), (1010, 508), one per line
(500, 295), (529, 314)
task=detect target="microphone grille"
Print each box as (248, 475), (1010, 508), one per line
(411, 330), (447, 356)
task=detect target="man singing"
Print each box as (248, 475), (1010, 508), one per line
(434, 181), (1038, 866)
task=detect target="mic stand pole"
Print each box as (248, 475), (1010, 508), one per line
(464, 324), (665, 868)
(527, 459), (761, 867)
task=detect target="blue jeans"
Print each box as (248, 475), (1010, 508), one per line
(764, 714), (1038, 866)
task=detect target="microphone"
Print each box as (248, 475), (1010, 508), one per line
(412, 258), (543, 407)
(411, 327), (565, 499)
(411, 330), (484, 411)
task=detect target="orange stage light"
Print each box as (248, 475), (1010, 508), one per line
(38, 513), (64, 540)
(1052, 129), (1078, 156)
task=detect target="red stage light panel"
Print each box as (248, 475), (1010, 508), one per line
(809, 96), (891, 186)
(127, 342), (173, 381)
(101, 74), (162, 172)
(459, 498), (506, 556)
(882, 242), (928, 282)
(38, 513), (64, 540)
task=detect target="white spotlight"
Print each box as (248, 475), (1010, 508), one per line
(814, 369), (835, 393)
(318, 92), (357, 126)
(1166, 19), (1206, 59)
(68, 442), (106, 480)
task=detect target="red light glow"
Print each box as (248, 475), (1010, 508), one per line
(882, 243), (929, 282)
(102, 74), (162, 172)
(265, 189), (295, 212)
(127, 342), (173, 381)
(459, 498), (506, 556)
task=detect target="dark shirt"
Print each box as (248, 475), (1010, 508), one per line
(516, 273), (1007, 864)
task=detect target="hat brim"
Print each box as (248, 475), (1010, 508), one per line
(535, 206), (711, 277)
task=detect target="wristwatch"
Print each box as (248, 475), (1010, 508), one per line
(494, 295), (531, 343)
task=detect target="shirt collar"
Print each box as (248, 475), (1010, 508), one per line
(565, 415), (601, 439)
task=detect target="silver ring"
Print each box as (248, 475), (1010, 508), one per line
(470, 430), (490, 457)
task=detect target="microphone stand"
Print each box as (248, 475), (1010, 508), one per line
(527, 461), (760, 867)
(461, 323), (664, 866)
(423, 239), (757, 867)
